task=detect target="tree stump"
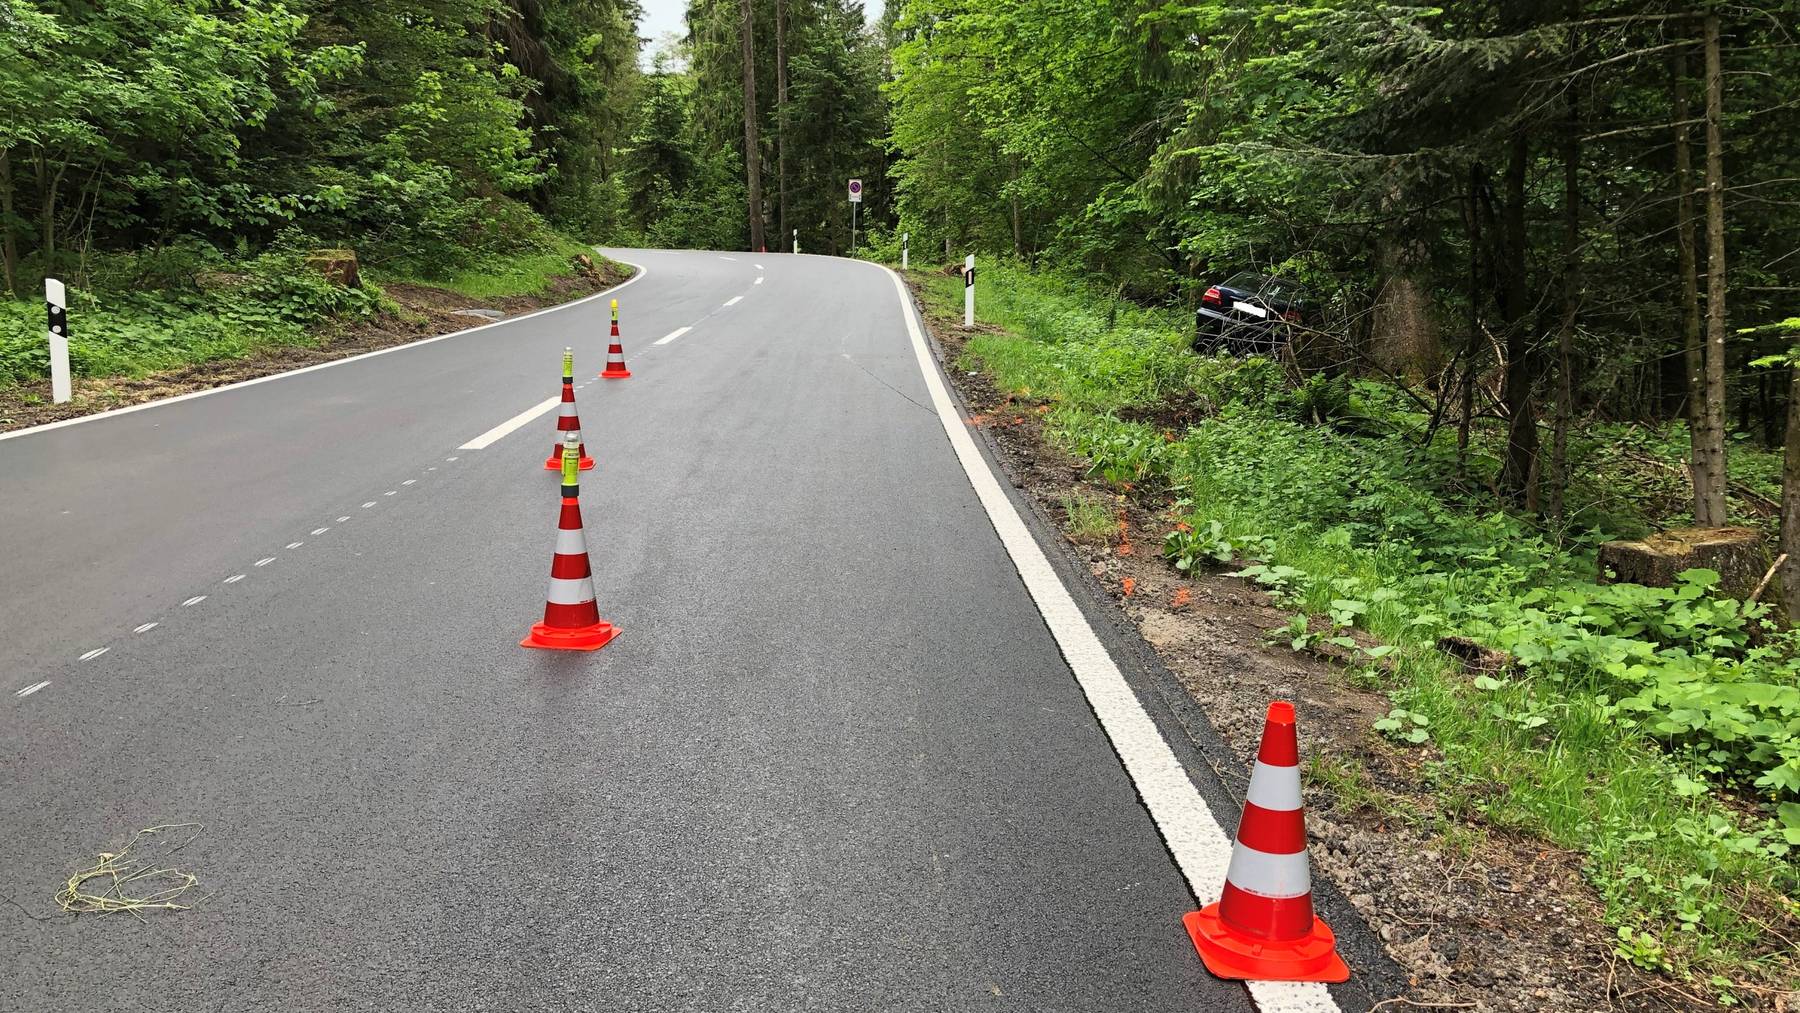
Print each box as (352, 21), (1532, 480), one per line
(305, 249), (361, 288)
(1597, 526), (1769, 600)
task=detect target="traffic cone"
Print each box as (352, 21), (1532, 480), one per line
(521, 433), (621, 652)
(600, 299), (631, 379)
(1184, 701), (1349, 983)
(546, 347), (595, 471)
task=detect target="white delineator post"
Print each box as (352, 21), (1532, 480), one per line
(963, 254), (975, 327)
(793, 228), (799, 255)
(46, 278), (71, 403)
(902, 232), (909, 270)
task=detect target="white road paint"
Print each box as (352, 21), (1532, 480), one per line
(723, 296), (743, 307)
(286, 541), (304, 549)
(78, 647), (109, 661)
(362, 502), (376, 509)
(460, 396), (559, 451)
(134, 622), (158, 634)
(15, 681), (49, 698)
(754, 263), (764, 269)
(181, 595), (206, 607)
(0, 261), (647, 443)
(383, 490), (397, 496)
(755, 277), (764, 285)
(402, 479), (416, 486)
(720, 256), (738, 262)
(336, 516), (350, 523)
(223, 574), (246, 584)
(446, 456), (459, 462)
(877, 263), (1342, 1013)
(255, 557), (276, 567)
(312, 527), (330, 535)
(655, 327), (692, 346)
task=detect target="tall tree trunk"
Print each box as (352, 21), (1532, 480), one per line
(775, 0), (788, 243)
(0, 148), (17, 297)
(1782, 366), (1800, 619)
(1497, 134), (1539, 509)
(1550, 83), (1580, 527)
(1696, 12), (1731, 524)
(1674, 47), (1718, 524)
(739, 0), (765, 252)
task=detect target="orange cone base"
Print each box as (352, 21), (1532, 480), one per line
(1183, 905), (1350, 983)
(600, 367), (631, 379)
(544, 454), (596, 471)
(520, 620), (621, 652)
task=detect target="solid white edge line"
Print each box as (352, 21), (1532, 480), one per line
(654, 327), (692, 346)
(722, 295), (743, 307)
(460, 395), (560, 450)
(876, 262), (1342, 1013)
(0, 258), (646, 443)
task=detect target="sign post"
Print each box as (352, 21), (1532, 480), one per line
(847, 178), (863, 257)
(902, 232), (909, 271)
(963, 254), (975, 327)
(45, 278), (70, 403)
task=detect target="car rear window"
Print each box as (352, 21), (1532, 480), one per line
(1222, 273), (1309, 303)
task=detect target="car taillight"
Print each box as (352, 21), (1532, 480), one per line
(1281, 310), (1301, 323)
(1202, 287), (1223, 307)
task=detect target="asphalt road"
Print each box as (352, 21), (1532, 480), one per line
(0, 250), (1383, 1011)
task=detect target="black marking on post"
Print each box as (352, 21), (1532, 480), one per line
(47, 304), (67, 336)
(964, 268), (975, 288)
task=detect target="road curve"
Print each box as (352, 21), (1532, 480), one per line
(0, 249), (1380, 1011)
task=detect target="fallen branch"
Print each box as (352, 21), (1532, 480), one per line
(1749, 552), (1789, 604)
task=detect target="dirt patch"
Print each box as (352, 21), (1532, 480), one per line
(913, 278), (1735, 1013)
(0, 258), (630, 434)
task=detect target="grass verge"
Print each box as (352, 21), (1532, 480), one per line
(910, 261), (1800, 997)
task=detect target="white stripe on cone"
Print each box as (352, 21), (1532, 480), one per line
(1245, 760), (1303, 812)
(555, 529), (587, 555)
(547, 576), (596, 605)
(1224, 844), (1313, 899)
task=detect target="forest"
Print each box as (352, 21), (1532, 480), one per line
(3, 0), (1800, 997)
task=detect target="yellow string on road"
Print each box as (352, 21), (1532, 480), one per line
(55, 823), (203, 919)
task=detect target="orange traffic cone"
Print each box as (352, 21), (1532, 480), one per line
(600, 299), (631, 379)
(521, 433), (621, 652)
(1184, 701), (1350, 983)
(546, 347), (596, 471)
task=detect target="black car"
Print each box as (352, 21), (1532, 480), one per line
(1193, 272), (1315, 355)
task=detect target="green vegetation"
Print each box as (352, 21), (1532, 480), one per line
(1, 1), (639, 391)
(921, 262), (1800, 988)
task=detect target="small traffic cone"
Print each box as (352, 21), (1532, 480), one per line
(521, 433), (621, 652)
(1184, 700), (1349, 983)
(546, 347), (596, 471)
(600, 299), (631, 379)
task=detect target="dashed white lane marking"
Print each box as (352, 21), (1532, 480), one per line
(655, 327), (692, 346)
(461, 397), (558, 451)
(182, 595), (206, 607)
(427, 467), (436, 472)
(134, 622), (158, 634)
(383, 490), (397, 496)
(446, 456), (459, 462)
(362, 502), (376, 509)
(720, 256), (738, 262)
(723, 296), (743, 307)
(754, 263), (764, 269)
(878, 264), (1342, 1013)
(255, 557), (276, 567)
(16, 681), (49, 698)
(337, 516), (350, 523)
(754, 277), (764, 285)
(286, 541), (304, 549)
(312, 527), (330, 535)
(402, 479), (416, 486)
(223, 574), (246, 584)
(79, 648), (109, 661)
